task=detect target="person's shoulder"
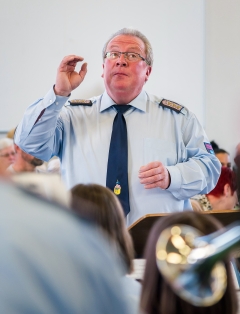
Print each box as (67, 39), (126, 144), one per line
(6, 164), (15, 174)
(61, 95), (101, 119)
(65, 95), (101, 108)
(190, 194), (212, 212)
(190, 198), (204, 212)
(148, 94), (189, 116)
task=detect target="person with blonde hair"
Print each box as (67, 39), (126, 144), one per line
(0, 137), (15, 173)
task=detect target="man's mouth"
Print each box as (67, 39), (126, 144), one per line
(113, 72), (128, 76)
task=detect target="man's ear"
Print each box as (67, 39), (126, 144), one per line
(14, 143), (19, 152)
(145, 66), (152, 82)
(223, 183), (231, 196)
(101, 63), (104, 78)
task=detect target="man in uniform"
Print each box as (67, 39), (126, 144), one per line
(15, 28), (221, 226)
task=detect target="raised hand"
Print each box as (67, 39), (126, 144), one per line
(54, 55), (88, 96)
(138, 161), (171, 190)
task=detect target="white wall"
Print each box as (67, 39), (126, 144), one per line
(205, 0), (240, 162)
(0, 0), (204, 133)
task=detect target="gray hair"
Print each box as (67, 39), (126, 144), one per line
(0, 138), (14, 151)
(102, 28), (153, 66)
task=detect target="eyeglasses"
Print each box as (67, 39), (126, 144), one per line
(0, 152), (15, 158)
(105, 51), (149, 65)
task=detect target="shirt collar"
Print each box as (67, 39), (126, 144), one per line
(100, 90), (147, 112)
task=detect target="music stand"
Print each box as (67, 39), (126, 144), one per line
(128, 210), (240, 258)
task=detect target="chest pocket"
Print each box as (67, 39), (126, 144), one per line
(144, 138), (177, 166)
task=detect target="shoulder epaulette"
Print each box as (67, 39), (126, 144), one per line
(68, 99), (93, 106)
(159, 99), (184, 113)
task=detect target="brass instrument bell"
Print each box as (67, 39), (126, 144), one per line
(156, 222), (240, 307)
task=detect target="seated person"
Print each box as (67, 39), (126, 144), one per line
(71, 183), (141, 314)
(0, 138), (15, 173)
(0, 179), (132, 314)
(11, 172), (70, 208)
(211, 140), (231, 168)
(191, 166), (238, 211)
(6, 144), (45, 173)
(215, 148), (231, 168)
(234, 142), (240, 202)
(6, 127), (16, 139)
(47, 157), (61, 175)
(140, 211), (238, 314)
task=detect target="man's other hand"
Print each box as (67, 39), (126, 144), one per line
(138, 161), (171, 190)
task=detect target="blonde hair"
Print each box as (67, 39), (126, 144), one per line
(0, 138), (14, 151)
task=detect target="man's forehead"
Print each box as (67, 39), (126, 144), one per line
(107, 35), (145, 50)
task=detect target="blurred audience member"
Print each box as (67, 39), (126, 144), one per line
(191, 167), (238, 211)
(47, 157), (61, 175)
(215, 148), (231, 168)
(6, 144), (44, 174)
(140, 211), (238, 314)
(11, 172), (70, 208)
(234, 142), (240, 202)
(234, 143), (240, 168)
(211, 140), (231, 168)
(0, 179), (132, 314)
(71, 183), (141, 314)
(0, 138), (15, 173)
(6, 127), (16, 139)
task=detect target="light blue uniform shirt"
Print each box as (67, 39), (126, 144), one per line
(15, 87), (221, 226)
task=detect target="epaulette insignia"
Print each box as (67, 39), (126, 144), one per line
(68, 99), (93, 106)
(159, 99), (184, 113)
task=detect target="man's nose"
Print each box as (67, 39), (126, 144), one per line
(116, 53), (127, 66)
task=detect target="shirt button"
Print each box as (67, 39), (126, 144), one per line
(49, 99), (52, 103)
(56, 102), (59, 105)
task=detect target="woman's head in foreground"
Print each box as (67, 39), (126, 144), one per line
(70, 183), (134, 273)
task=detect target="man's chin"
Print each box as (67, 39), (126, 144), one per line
(112, 82), (132, 93)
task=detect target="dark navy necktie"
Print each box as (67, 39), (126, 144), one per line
(106, 105), (131, 216)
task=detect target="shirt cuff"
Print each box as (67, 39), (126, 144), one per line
(42, 86), (70, 110)
(166, 165), (182, 191)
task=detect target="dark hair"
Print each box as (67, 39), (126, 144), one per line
(207, 166), (237, 197)
(215, 148), (229, 155)
(70, 184), (134, 273)
(210, 141), (229, 155)
(140, 211), (238, 314)
(210, 140), (219, 151)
